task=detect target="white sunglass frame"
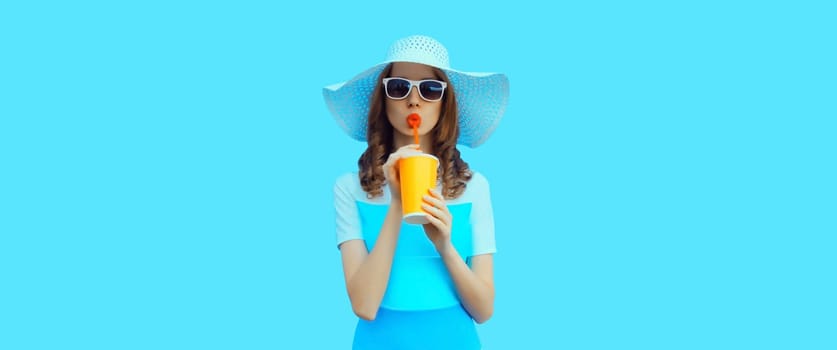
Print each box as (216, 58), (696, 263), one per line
(381, 77), (448, 102)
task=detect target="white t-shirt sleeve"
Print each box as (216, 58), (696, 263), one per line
(469, 172), (497, 255)
(334, 173), (362, 249)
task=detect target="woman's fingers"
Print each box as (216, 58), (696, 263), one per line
(400, 144), (421, 152)
(395, 144), (422, 159)
(422, 195), (450, 227)
(385, 144), (420, 167)
(423, 209), (446, 231)
(383, 152), (403, 179)
(384, 144), (422, 180)
(384, 144), (425, 198)
(423, 190), (447, 210)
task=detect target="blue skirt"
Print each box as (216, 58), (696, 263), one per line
(352, 304), (481, 349)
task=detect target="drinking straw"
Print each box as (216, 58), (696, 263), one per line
(407, 113), (421, 149)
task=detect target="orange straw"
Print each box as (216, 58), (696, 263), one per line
(407, 113), (421, 149)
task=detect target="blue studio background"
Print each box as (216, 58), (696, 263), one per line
(1, 1), (834, 349)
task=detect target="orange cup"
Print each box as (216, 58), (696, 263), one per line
(398, 153), (439, 224)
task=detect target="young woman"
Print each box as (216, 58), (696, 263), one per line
(323, 35), (509, 349)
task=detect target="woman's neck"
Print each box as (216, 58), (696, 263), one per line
(393, 131), (435, 155)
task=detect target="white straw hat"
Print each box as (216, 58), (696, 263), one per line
(322, 35), (509, 148)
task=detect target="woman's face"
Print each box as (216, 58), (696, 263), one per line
(385, 62), (444, 140)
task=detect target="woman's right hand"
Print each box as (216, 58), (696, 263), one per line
(382, 144), (422, 201)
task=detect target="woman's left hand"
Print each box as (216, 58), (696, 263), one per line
(421, 188), (453, 253)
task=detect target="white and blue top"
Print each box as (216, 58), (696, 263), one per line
(334, 171), (496, 349)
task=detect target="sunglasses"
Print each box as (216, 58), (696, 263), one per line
(382, 77), (448, 102)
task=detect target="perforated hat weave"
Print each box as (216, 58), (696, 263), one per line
(323, 35), (509, 148)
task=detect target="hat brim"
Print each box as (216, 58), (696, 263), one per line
(323, 62), (509, 148)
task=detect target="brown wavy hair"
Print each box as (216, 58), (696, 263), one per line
(358, 63), (473, 199)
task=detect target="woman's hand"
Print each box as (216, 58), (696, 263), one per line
(382, 144), (422, 201)
(421, 188), (453, 253)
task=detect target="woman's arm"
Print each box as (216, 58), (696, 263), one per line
(338, 145), (423, 320)
(439, 247), (495, 323)
(421, 188), (495, 323)
(422, 189), (494, 323)
(339, 202), (402, 321)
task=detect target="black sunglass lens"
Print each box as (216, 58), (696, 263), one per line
(386, 79), (410, 98)
(420, 81), (444, 100)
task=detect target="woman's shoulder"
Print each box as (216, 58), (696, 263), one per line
(465, 170), (491, 193)
(334, 172), (388, 203)
(334, 172), (362, 195)
(335, 171), (359, 186)
(447, 170), (490, 204)
(469, 171), (489, 187)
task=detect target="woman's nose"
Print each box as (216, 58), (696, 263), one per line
(406, 86), (421, 106)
